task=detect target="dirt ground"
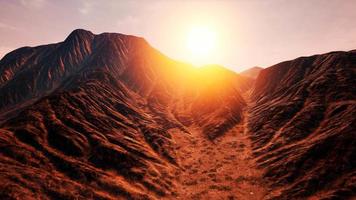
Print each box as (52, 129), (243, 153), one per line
(171, 109), (268, 200)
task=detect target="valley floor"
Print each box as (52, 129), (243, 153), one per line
(170, 109), (268, 199)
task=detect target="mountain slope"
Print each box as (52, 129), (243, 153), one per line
(240, 66), (263, 79)
(1, 29), (355, 200)
(0, 29), (249, 199)
(249, 50), (356, 199)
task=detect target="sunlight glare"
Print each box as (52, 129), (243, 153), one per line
(186, 25), (217, 66)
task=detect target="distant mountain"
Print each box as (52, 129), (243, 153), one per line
(0, 29), (249, 199)
(249, 51), (356, 199)
(240, 66), (263, 79)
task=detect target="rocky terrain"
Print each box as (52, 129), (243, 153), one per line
(249, 51), (356, 199)
(0, 29), (355, 199)
(0, 29), (248, 199)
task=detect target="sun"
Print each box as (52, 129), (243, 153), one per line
(186, 26), (217, 66)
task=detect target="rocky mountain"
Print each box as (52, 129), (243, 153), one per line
(249, 51), (356, 199)
(0, 29), (248, 199)
(240, 66), (263, 79)
(0, 29), (355, 200)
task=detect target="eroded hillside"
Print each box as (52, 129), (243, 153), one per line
(0, 30), (355, 200)
(249, 51), (356, 199)
(0, 29), (249, 199)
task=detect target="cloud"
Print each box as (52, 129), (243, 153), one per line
(19, 0), (46, 9)
(79, 0), (95, 15)
(116, 16), (139, 28)
(0, 22), (20, 31)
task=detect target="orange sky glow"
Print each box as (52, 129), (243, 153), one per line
(1, 0), (356, 71)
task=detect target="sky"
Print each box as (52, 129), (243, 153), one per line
(1, 0), (356, 72)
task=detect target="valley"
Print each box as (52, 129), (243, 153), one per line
(0, 30), (354, 200)
(172, 106), (268, 200)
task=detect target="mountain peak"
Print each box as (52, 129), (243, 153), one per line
(64, 29), (94, 43)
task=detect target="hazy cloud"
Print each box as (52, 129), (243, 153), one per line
(19, 0), (46, 9)
(0, 22), (19, 30)
(116, 16), (139, 30)
(79, 0), (95, 15)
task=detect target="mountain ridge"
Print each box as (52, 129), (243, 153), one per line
(0, 29), (249, 199)
(249, 49), (356, 199)
(0, 29), (355, 199)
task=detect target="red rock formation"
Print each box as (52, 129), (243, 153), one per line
(0, 29), (248, 199)
(1, 29), (354, 200)
(249, 51), (356, 199)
